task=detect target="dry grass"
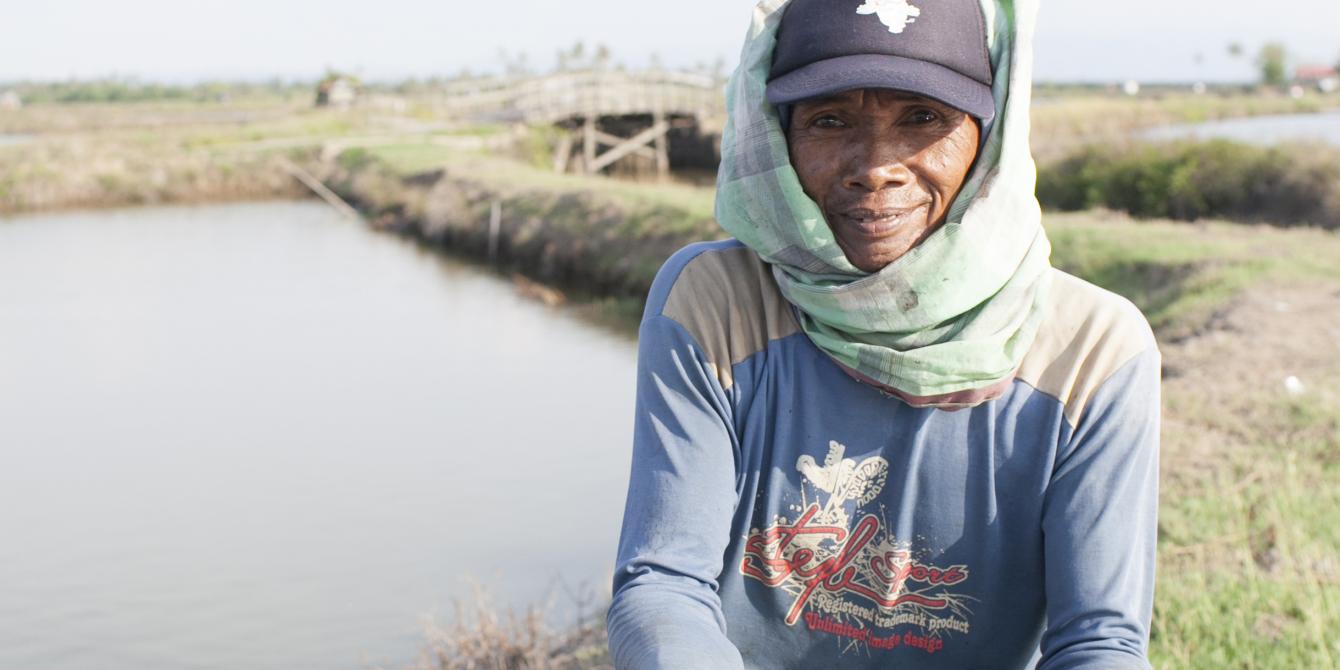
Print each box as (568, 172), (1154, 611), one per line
(0, 100), (454, 215)
(0, 133), (305, 212)
(397, 587), (611, 670)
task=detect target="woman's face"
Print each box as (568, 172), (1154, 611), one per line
(786, 88), (981, 272)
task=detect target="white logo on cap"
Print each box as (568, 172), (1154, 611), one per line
(856, 0), (922, 34)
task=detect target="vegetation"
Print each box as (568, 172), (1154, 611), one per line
(1257, 42), (1290, 88)
(398, 590), (610, 670)
(1046, 212), (1340, 331)
(0, 101), (365, 213)
(2, 78), (309, 104)
(1037, 140), (1340, 228)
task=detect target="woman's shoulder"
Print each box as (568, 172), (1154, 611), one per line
(642, 240), (802, 388)
(1017, 269), (1160, 426)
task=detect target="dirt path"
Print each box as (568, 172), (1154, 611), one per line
(1160, 283), (1340, 465)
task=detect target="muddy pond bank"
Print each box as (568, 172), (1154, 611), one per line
(314, 153), (722, 304)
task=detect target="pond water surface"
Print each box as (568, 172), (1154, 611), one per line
(0, 201), (638, 670)
(1142, 109), (1340, 145)
(0, 133), (34, 146)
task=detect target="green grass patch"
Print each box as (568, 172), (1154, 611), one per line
(1044, 212), (1340, 333)
(358, 143), (453, 175)
(356, 144), (717, 225)
(1153, 568), (1338, 669)
(1154, 452), (1340, 669)
(446, 153), (717, 222)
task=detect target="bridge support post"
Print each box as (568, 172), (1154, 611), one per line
(565, 116), (672, 177)
(653, 110), (670, 180)
(582, 116), (596, 173)
(553, 131), (574, 173)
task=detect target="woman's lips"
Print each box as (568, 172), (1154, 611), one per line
(833, 204), (928, 238)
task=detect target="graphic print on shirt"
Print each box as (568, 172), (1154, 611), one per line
(739, 440), (973, 654)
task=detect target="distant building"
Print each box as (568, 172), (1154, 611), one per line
(0, 90), (21, 110)
(1295, 65), (1339, 93)
(315, 74), (359, 109)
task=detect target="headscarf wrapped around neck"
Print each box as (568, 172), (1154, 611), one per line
(714, 0), (1052, 408)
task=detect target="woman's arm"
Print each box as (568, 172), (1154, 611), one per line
(1037, 346), (1161, 670)
(606, 307), (746, 669)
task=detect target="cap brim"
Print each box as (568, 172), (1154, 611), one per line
(766, 53), (995, 121)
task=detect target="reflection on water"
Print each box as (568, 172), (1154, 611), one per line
(1143, 110), (1340, 145)
(0, 201), (638, 670)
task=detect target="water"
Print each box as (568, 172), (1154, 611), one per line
(0, 133), (34, 146)
(0, 201), (639, 670)
(1142, 109), (1340, 146)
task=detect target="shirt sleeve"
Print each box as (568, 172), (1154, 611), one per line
(606, 311), (746, 669)
(1037, 346), (1161, 670)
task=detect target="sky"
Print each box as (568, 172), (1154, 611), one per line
(3, 0), (1337, 84)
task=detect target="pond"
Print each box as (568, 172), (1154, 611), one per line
(1142, 109), (1340, 146)
(0, 201), (638, 670)
(0, 133), (34, 146)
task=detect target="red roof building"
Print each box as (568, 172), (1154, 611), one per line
(1295, 65), (1339, 92)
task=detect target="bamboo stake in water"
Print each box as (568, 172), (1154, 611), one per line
(278, 157), (361, 221)
(488, 200), (501, 263)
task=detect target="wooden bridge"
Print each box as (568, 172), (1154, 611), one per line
(436, 70), (725, 177)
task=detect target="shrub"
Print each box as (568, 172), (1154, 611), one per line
(1037, 140), (1340, 229)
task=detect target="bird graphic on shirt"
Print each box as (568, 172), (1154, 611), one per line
(797, 440), (889, 525)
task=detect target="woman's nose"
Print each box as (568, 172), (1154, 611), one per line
(842, 136), (916, 192)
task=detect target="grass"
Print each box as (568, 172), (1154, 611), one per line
(399, 589), (610, 670)
(1043, 211), (1340, 334)
(1153, 439), (1340, 669)
(361, 142), (717, 222)
(0, 101), (389, 213)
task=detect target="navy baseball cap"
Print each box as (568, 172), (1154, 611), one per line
(767, 0), (995, 120)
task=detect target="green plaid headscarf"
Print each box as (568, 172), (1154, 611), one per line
(715, 0), (1052, 400)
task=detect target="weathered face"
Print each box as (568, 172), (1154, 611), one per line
(786, 88), (981, 272)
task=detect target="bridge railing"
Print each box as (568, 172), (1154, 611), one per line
(435, 70), (725, 123)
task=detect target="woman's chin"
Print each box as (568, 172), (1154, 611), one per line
(835, 229), (923, 272)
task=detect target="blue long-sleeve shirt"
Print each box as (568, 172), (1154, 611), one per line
(608, 241), (1159, 669)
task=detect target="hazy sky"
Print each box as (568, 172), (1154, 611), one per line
(4, 0), (1337, 83)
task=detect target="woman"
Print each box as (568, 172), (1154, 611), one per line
(607, 1), (1159, 668)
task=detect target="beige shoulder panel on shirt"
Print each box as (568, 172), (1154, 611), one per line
(662, 253), (1154, 420)
(661, 246), (802, 392)
(1016, 269), (1159, 428)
